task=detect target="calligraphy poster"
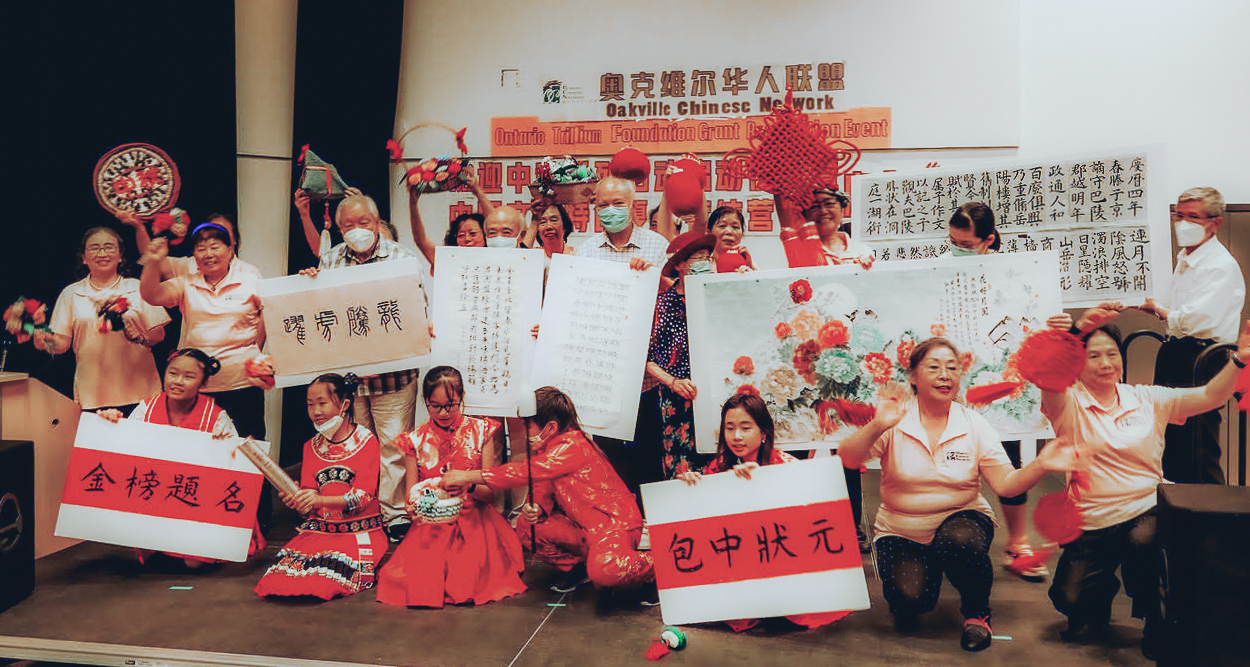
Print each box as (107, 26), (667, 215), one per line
(855, 146), (1170, 307)
(258, 258), (431, 388)
(641, 456), (869, 626)
(431, 247), (545, 416)
(55, 413), (264, 562)
(686, 252), (1063, 452)
(531, 255), (661, 440)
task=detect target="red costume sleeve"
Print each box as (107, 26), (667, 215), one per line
(481, 432), (590, 490)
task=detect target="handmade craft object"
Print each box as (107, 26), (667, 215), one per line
(93, 143), (181, 218)
(529, 155), (598, 204)
(235, 438), (299, 498)
(389, 124), (471, 195)
(408, 478), (463, 524)
(609, 146), (650, 183)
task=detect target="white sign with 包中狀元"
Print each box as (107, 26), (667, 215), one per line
(257, 258), (431, 387)
(55, 413), (265, 562)
(431, 246), (545, 416)
(641, 456), (870, 626)
(686, 252), (1064, 452)
(531, 254), (660, 440)
(854, 145), (1169, 307)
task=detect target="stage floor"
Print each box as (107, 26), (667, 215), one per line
(0, 473), (1154, 667)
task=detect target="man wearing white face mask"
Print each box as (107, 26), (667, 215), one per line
(307, 194), (427, 538)
(1133, 187), (1244, 484)
(574, 177), (667, 270)
(483, 206), (527, 248)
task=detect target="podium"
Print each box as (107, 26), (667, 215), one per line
(0, 373), (82, 558)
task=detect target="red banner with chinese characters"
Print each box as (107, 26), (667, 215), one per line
(62, 448), (261, 529)
(650, 499), (860, 589)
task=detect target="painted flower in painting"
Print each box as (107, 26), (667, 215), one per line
(789, 309), (823, 341)
(850, 323), (885, 354)
(817, 320), (850, 349)
(895, 335), (916, 368)
(775, 321), (792, 339)
(861, 352), (893, 384)
(761, 367), (802, 402)
(789, 279), (813, 304)
(736, 384), (760, 397)
(815, 349), (859, 384)
(792, 339), (822, 383)
(733, 356), (755, 375)
(930, 322), (947, 337)
(961, 351), (976, 373)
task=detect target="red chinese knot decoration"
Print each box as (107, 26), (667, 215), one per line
(93, 143), (181, 218)
(721, 88), (861, 212)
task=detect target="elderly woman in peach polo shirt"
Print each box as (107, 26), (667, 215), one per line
(139, 222), (267, 442)
(36, 227), (169, 411)
(1037, 308), (1250, 659)
(839, 337), (1076, 653)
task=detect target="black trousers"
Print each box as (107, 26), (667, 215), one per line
(1048, 508), (1162, 626)
(876, 510), (996, 620)
(1154, 337), (1225, 484)
(596, 388), (665, 512)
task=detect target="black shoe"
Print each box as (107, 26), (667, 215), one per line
(960, 617), (992, 652)
(549, 565), (590, 594)
(637, 582), (661, 607)
(892, 612), (920, 633)
(857, 528), (872, 554)
(384, 521), (412, 543)
(1060, 617), (1111, 642)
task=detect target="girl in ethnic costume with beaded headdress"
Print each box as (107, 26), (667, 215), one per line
(255, 373), (386, 599)
(375, 366), (526, 607)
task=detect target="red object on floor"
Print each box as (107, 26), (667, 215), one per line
(645, 639), (671, 661)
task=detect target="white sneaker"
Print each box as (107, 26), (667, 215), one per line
(637, 525), (651, 551)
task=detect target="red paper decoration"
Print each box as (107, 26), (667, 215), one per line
(1016, 329), (1086, 392)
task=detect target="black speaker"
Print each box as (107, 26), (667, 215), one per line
(0, 440), (34, 613)
(1157, 484), (1250, 667)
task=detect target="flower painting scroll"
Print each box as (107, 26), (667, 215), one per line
(686, 252), (1063, 452)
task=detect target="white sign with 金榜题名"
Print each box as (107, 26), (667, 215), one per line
(258, 258), (431, 387)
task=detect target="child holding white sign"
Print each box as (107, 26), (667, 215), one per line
(255, 373), (387, 600)
(99, 348), (265, 567)
(677, 392), (852, 632)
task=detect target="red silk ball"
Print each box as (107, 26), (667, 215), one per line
(665, 172), (704, 216)
(610, 147), (650, 182)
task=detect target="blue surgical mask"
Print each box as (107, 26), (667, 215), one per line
(486, 235), (518, 248)
(687, 260), (714, 275)
(598, 206), (631, 233)
(950, 245), (979, 257)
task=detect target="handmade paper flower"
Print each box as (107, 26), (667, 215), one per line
(789, 279), (813, 304)
(733, 356), (755, 375)
(817, 320), (850, 349)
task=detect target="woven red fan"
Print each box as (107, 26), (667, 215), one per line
(1016, 329), (1086, 392)
(965, 381), (1022, 407)
(720, 88), (861, 213)
(93, 143), (181, 218)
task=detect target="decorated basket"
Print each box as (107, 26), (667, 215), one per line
(528, 156), (598, 204)
(408, 478), (463, 524)
(389, 123), (472, 195)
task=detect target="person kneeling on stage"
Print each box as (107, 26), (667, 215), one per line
(441, 387), (656, 606)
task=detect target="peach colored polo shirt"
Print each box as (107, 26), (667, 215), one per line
(49, 277), (170, 409)
(170, 256), (263, 281)
(869, 401), (1013, 544)
(1044, 383), (1185, 531)
(167, 258), (263, 393)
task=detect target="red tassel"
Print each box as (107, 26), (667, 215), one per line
(644, 640), (671, 661)
(1015, 329), (1085, 391)
(965, 381), (1023, 406)
(386, 139), (403, 163)
(454, 128), (468, 155)
(298, 144), (310, 165)
(831, 398), (875, 427)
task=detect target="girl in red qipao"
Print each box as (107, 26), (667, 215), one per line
(375, 366), (526, 607)
(99, 348), (264, 567)
(255, 373), (387, 599)
(677, 393), (850, 633)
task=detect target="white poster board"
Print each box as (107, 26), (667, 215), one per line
(686, 252), (1064, 452)
(641, 456), (870, 626)
(531, 255), (661, 439)
(55, 413), (264, 562)
(258, 258), (431, 387)
(431, 246), (545, 416)
(855, 145), (1170, 307)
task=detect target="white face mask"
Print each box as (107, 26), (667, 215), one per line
(343, 228), (376, 253)
(1174, 219), (1207, 247)
(486, 235), (518, 248)
(314, 414), (344, 438)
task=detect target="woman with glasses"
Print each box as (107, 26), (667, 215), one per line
(399, 165), (494, 271)
(775, 187), (875, 268)
(37, 227), (169, 412)
(838, 337), (1076, 652)
(375, 365), (526, 608)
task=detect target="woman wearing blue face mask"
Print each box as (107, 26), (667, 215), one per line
(644, 232), (718, 480)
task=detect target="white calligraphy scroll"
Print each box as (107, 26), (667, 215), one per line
(258, 258), (431, 388)
(854, 145), (1170, 307)
(686, 252), (1063, 452)
(55, 413), (265, 562)
(431, 247), (545, 416)
(531, 255), (661, 440)
(641, 456), (870, 626)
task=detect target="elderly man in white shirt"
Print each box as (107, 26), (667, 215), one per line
(1135, 186), (1245, 484)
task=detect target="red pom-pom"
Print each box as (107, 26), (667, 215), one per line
(1033, 492), (1083, 545)
(965, 381), (1024, 407)
(644, 640), (670, 661)
(1015, 329), (1086, 391)
(665, 172), (703, 216)
(831, 398), (876, 427)
(386, 139), (403, 163)
(670, 156), (708, 187)
(610, 147), (650, 183)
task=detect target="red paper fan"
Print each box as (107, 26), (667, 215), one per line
(1015, 329), (1086, 392)
(965, 381), (1023, 407)
(831, 398), (876, 427)
(1033, 492), (1083, 545)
